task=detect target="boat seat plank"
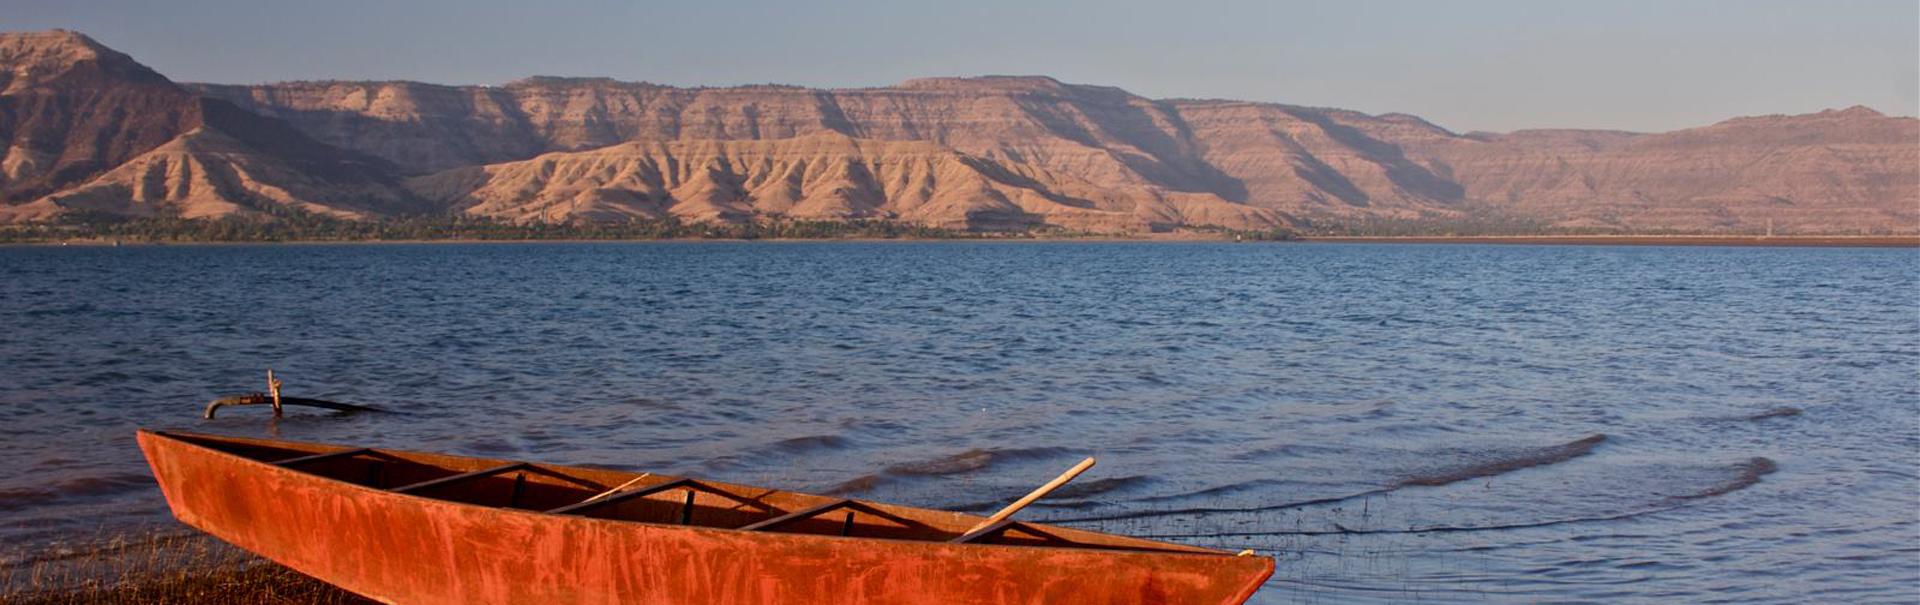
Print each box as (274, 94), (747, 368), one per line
(392, 462), (529, 495)
(547, 478), (694, 514)
(739, 499), (876, 532)
(546, 478), (768, 516)
(951, 519), (1070, 545)
(272, 448), (375, 467)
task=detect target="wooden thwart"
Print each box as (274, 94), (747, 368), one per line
(949, 519), (1076, 545)
(738, 499), (872, 532)
(272, 448), (374, 467)
(392, 463), (530, 495)
(951, 519), (1026, 544)
(546, 478), (757, 516)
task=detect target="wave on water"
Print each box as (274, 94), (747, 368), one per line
(0, 486), (62, 512)
(768, 434), (853, 454)
(1047, 434), (1608, 523)
(1133, 457), (1780, 540)
(0, 473), (154, 512)
(942, 475), (1155, 512)
(1742, 407), (1803, 421)
(1672, 457), (1776, 500)
(1050, 474), (1152, 500)
(888, 449), (996, 476)
(1135, 508), (1662, 539)
(707, 434), (857, 472)
(826, 447), (1071, 495)
(1394, 434), (1607, 487)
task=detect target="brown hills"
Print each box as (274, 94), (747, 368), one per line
(4, 30), (1914, 234)
(404, 133), (1280, 231)
(0, 30), (421, 222)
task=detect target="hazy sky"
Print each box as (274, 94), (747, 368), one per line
(9, 0), (1916, 132)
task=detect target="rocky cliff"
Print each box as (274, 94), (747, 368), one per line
(4, 29), (1913, 234)
(404, 132), (1278, 231)
(1382, 106), (1919, 233)
(198, 75), (1919, 234)
(0, 30), (422, 222)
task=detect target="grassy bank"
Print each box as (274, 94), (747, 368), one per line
(3, 530), (366, 604)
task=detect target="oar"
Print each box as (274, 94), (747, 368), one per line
(959, 456), (1096, 539)
(578, 473), (653, 505)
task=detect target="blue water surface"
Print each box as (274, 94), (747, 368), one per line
(0, 242), (1914, 603)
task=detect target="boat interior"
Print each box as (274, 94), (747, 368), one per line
(155, 431), (1227, 556)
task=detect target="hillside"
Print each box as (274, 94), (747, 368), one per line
(2, 30), (1913, 234)
(0, 30), (421, 223)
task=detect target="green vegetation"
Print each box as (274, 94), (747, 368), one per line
(0, 213), (994, 243)
(7, 209), (1879, 243)
(1292, 211), (1584, 237)
(0, 213), (1300, 244)
(1286, 207), (1883, 237)
(1179, 224), (1297, 241)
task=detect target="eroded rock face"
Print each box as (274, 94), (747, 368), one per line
(199, 73), (1918, 233)
(1379, 107), (1920, 233)
(0, 30), (419, 220)
(0, 30), (201, 203)
(4, 127), (425, 223)
(4, 29), (1913, 233)
(405, 132), (1280, 231)
(196, 76), (1490, 225)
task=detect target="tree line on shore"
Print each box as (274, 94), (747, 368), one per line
(0, 212), (1306, 243)
(4, 208), (1823, 244)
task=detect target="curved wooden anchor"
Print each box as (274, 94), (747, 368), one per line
(203, 369), (389, 418)
(203, 394), (387, 419)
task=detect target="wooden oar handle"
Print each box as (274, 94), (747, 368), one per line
(580, 474), (652, 504)
(963, 457), (1096, 536)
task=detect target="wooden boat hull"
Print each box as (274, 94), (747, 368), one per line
(138, 430), (1273, 605)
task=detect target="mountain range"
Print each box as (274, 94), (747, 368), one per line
(3, 30), (1914, 234)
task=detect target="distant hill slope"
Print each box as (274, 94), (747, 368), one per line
(0, 30), (423, 222)
(193, 76), (1920, 234)
(1378, 106), (1919, 233)
(3, 29), (1913, 234)
(405, 132), (1280, 231)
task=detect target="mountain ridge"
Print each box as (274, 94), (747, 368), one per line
(4, 30), (1914, 234)
(0, 30), (421, 221)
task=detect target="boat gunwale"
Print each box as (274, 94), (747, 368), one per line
(142, 428), (1246, 559)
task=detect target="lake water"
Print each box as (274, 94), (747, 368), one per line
(1, 242), (1914, 603)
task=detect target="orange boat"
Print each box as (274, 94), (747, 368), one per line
(138, 430), (1274, 604)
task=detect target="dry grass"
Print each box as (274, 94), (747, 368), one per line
(2, 529), (369, 604)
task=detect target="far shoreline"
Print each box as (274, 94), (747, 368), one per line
(1294, 235), (1920, 248)
(7, 234), (1917, 248)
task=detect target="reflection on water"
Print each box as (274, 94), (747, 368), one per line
(0, 242), (1914, 603)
